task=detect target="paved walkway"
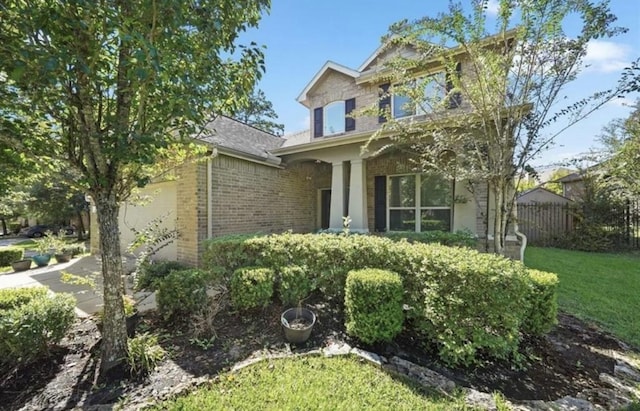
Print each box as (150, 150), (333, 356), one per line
(0, 255), (137, 317)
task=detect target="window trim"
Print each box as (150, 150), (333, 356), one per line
(386, 173), (452, 232)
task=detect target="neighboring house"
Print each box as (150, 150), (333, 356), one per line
(517, 187), (572, 204)
(557, 172), (585, 201)
(92, 39), (521, 265)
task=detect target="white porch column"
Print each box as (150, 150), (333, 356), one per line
(348, 159), (369, 232)
(329, 162), (345, 230)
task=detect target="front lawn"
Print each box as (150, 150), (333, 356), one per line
(525, 247), (640, 348)
(154, 355), (471, 410)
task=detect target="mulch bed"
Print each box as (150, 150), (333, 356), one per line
(0, 296), (636, 410)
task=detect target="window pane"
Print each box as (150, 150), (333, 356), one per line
(390, 210), (416, 231)
(389, 175), (415, 207)
(324, 101), (345, 135)
(393, 94), (413, 118)
(420, 209), (451, 232)
(424, 72), (445, 106)
(420, 174), (451, 206)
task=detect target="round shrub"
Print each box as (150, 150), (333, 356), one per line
(156, 269), (211, 322)
(345, 268), (404, 344)
(230, 267), (274, 310)
(278, 265), (314, 306)
(0, 287), (76, 366)
(135, 260), (189, 291)
(0, 247), (24, 267)
(522, 269), (559, 335)
(0, 286), (49, 310)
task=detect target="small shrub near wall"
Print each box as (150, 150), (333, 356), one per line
(522, 269), (559, 335)
(345, 269), (404, 344)
(230, 267), (274, 310)
(278, 265), (314, 306)
(381, 230), (477, 248)
(0, 287), (76, 366)
(0, 247), (24, 266)
(156, 269), (210, 322)
(135, 260), (189, 291)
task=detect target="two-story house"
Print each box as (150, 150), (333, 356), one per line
(93, 40), (518, 266)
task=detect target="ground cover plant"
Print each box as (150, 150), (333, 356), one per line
(153, 355), (469, 410)
(525, 247), (640, 348)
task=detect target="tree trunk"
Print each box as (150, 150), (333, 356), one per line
(77, 211), (86, 241)
(93, 193), (128, 377)
(1, 218), (7, 236)
(493, 185), (505, 256)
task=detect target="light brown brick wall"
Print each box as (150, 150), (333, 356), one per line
(176, 161), (209, 266)
(210, 155), (331, 238)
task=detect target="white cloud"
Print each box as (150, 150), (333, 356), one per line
(583, 40), (632, 73)
(484, 0), (499, 16)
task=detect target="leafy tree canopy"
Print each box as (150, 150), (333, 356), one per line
(229, 89), (285, 136)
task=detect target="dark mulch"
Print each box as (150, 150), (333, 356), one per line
(0, 296), (636, 410)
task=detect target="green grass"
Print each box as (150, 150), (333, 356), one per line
(525, 247), (640, 348)
(154, 355), (474, 410)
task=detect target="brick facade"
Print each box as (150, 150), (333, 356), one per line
(176, 161), (208, 266)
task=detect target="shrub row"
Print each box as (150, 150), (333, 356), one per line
(230, 267), (274, 310)
(203, 233), (558, 366)
(0, 247), (24, 266)
(0, 287), (76, 366)
(381, 230), (477, 248)
(156, 269), (210, 321)
(135, 260), (189, 291)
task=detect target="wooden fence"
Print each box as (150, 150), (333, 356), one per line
(517, 200), (640, 249)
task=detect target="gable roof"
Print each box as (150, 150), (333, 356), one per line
(517, 186), (572, 203)
(296, 61), (360, 106)
(197, 116), (285, 165)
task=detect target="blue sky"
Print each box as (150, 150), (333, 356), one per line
(239, 0), (640, 168)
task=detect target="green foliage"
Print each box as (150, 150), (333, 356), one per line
(127, 333), (166, 377)
(205, 233), (538, 365)
(135, 260), (189, 291)
(230, 267), (274, 310)
(64, 243), (87, 257)
(522, 270), (559, 336)
(156, 269), (211, 322)
(0, 288), (76, 365)
(0, 247), (24, 266)
(345, 269), (404, 344)
(228, 89), (285, 136)
(382, 230), (476, 248)
(128, 214), (180, 278)
(0, 286), (48, 310)
(278, 265), (314, 306)
(203, 234), (262, 281)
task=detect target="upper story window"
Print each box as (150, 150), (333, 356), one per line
(379, 62), (462, 123)
(387, 173), (452, 232)
(313, 98), (356, 138)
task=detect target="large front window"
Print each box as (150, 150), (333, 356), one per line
(323, 101), (345, 136)
(388, 173), (452, 232)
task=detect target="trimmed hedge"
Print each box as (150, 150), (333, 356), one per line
(203, 233), (552, 366)
(345, 269), (404, 344)
(230, 267), (275, 310)
(156, 269), (210, 322)
(382, 230), (477, 248)
(522, 269), (559, 335)
(0, 247), (24, 266)
(0, 287), (76, 365)
(135, 260), (189, 291)
(278, 265), (314, 306)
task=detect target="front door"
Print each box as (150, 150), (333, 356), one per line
(320, 189), (331, 230)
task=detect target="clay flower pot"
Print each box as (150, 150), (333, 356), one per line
(11, 259), (32, 272)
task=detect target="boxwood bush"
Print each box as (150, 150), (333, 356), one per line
(345, 268), (403, 344)
(0, 287), (76, 365)
(278, 265), (314, 306)
(203, 232), (554, 366)
(135, 260), (189, 291)
(156, 269), (211, 322)
(230, 267), (275, 310)
(0, 247), (24, 266)
(381, 230), (477, 248)
(522, 269), (559, 335)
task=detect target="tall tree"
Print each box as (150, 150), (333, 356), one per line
(364, 0), (634, 256)
(231, 89), (284, 135)
(0, 0), (269, 375)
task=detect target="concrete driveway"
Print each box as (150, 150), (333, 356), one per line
(0, 255), (138, 317)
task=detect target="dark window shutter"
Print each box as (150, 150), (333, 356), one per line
(446, 63), (462, 109)
(378, 83), (390, 123)
(313, 107), (323, 138)
(345, 98), (356, 131)
(374, 176), (387, 232)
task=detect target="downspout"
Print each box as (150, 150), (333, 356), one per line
(207, 157), (213, 239)
(513, 202), (527, 263)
